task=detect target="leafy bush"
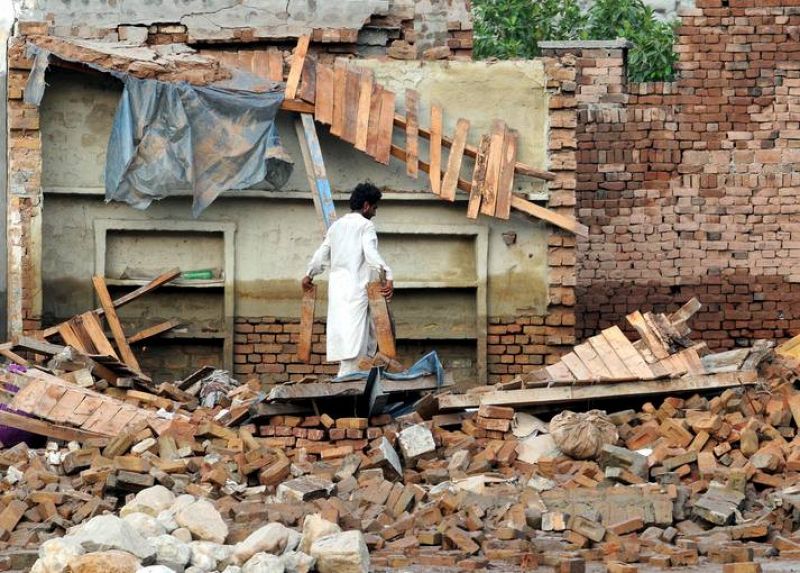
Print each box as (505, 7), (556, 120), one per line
(472, 0), (678, 82)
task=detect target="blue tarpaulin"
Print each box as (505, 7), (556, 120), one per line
(332, 351), (446, 388)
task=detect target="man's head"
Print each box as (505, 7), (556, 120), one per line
(349, 182), (382, 219)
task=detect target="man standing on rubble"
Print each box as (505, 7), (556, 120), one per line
(302, 182), (393, 377)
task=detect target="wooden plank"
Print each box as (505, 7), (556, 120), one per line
(267, 48), (284, 82)
(269, 380), (366, 401)
(285, 34), (310, 100)
(510, 195), (589, 238)
(80, 311), (118, 359)
(438, 371), (760, 410)
(11, 336), (64, 356)
(296, 113), (337, 231)
(343, 68), (361, 144)
(366, 84), (383, 159)
(440, 118), (470, 201)
(96, 407), (139, 436)
(298, 53), (317, 104)
(669, 297), (702, 325)
(375, 89), (396, 165)
(33, 383), (67, 419)
(588, 334), (633, 379)
(429, 104), (443, 195)
(480, 120), (507, 216)
(355, 69), (373, 152)
(495, 128), (518, 220)
(601, 325), (655, 380)
(393, 114), (557, 182)
(545, 362), (574, 382)
(314, 63), (334, 125)
(467, 134), (490, 219)
(298, 285), (316, 363)
(404, 89), (419, 178)
(560, 352), (594, 381)
(83, 401), (122, 434)
(331, 59), (347, 137)
(627, 311), (670, 361)
(367, 282), (396, 359)
(11, 379), (50, 414)
(68, 395), (105, 426)
(66, 318), (96, 354)
(92, 276), (141, 372)
(48, 390), (86, 424)
(128, 319), (181, 345)
(0, 409), (108, 443)
(58, 322), (87, 352)
(778, 334), (800, 359)
(0, 348), (28, 366)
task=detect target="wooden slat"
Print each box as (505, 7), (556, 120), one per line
(35, 384), (68, 419)
(438, 371), (759, 410)
(545, 362), (574, 382)
(285, 34), (310, 100)
(296, 113), (337, 232)
(68, 395), (104, 426)
(80, 311), (118, 359)
(298, 285), (316, 363)
(128, 319), (181, 345)
(440, 118), (470, 201)
(495, 128), (518, 220)
(97, 407), (139, 436)
(627, 311), (670, 361)
(560, 352), (594, 381)
(404, 89), (419, 178)
(11, 379), (50, 414)
(601, 325), (655, 380)
(331, 59), (347, 137)
(66, 318), (96, 354)
(394, 114), (557, 182)
(343, 68), (361, 144)
(83, 402), (122, 434)
(267, 48), (284, 82)
(375, 89), (395, 165)
(429, 104), (443, 195)
(355, 69), (373, 152)
(48, 390), (86, 425)
(58, 322), (86, 352)
(509, 196), (589, 238)
(367, 282), (396, 359)
(92, 276), (141, 372)
(480, 120), (507, 216)
(251, 50), (271, 82)
(314, 63), (334, 125)
(588, 334), (633, 379)
(467, 134), (491, 219)
(0, 409), (108, 443)
(366, 84), (383, 159)
(298, 53), (317, 104)
(0, 348), (28, 366)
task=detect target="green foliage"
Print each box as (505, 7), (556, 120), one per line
(472, 0), (678, 82)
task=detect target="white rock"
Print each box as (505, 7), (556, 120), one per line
(172, 528), (193, 543)
(30, 537), (85, 573)
(122, 485), (176, 517)
(280, 551), (315, 573)
(242, 553), (284, 573)
(123, 512), (167, 538)
(152, 534), (191, 571)
(189, 541), (233, 571)
(66, 514), (156, 563)
(221, 567), (242, 573)
(397, 424), (435, 460)
(156, 509), (179, 532)
(176, 499), (228, 543)
(309, 531), (369, 573)
(299, 515), (340, 555)
(232, 523), (294, 565)
(137, 567), (177, 573)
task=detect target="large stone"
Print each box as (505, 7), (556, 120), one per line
(276, 476), (335, 503)
(152, 534), (191, 571)
(693, 485), (746, 526)
(373, 437), (402, 478)
(233, 523), (295, 564)
(280, 551), (315, 573)
(123, 512), (167, 538)
(67, 515), (155, 563)
(299, 515), (341, 555)
(67, 550), (140, 573)
(138, 567), (177, 573)
(242, 553), (284, 573)
(172, 528), (193, 543)
(189, 541), (233, 572)
(176, 499), (228, 544)
(121, 485), (176, 517)
(309, 531), (369, 573)
(30, 537), (85, 573)
(397, 424), (435, 460)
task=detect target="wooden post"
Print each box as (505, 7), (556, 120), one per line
(298, 285), (316, 363)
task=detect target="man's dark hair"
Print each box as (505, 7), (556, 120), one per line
(349, 182), (382, 211)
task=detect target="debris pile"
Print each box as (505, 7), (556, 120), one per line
(1, 297), (800, 572)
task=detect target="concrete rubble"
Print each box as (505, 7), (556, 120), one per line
(1, 302), (800, 572)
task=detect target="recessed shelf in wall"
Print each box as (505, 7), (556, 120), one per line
(393, 280), (478, 289)
(105, 278), (225, 289)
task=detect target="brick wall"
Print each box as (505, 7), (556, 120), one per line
(570, 2), (800, 349)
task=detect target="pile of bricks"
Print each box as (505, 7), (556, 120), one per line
(2, 350), (800, 571)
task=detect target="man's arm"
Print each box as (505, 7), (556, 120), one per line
(362, 224), (394, 301)
(303, 233), (331, 290)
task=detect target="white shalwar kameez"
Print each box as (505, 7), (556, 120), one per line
(306, 212), (393, 376)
